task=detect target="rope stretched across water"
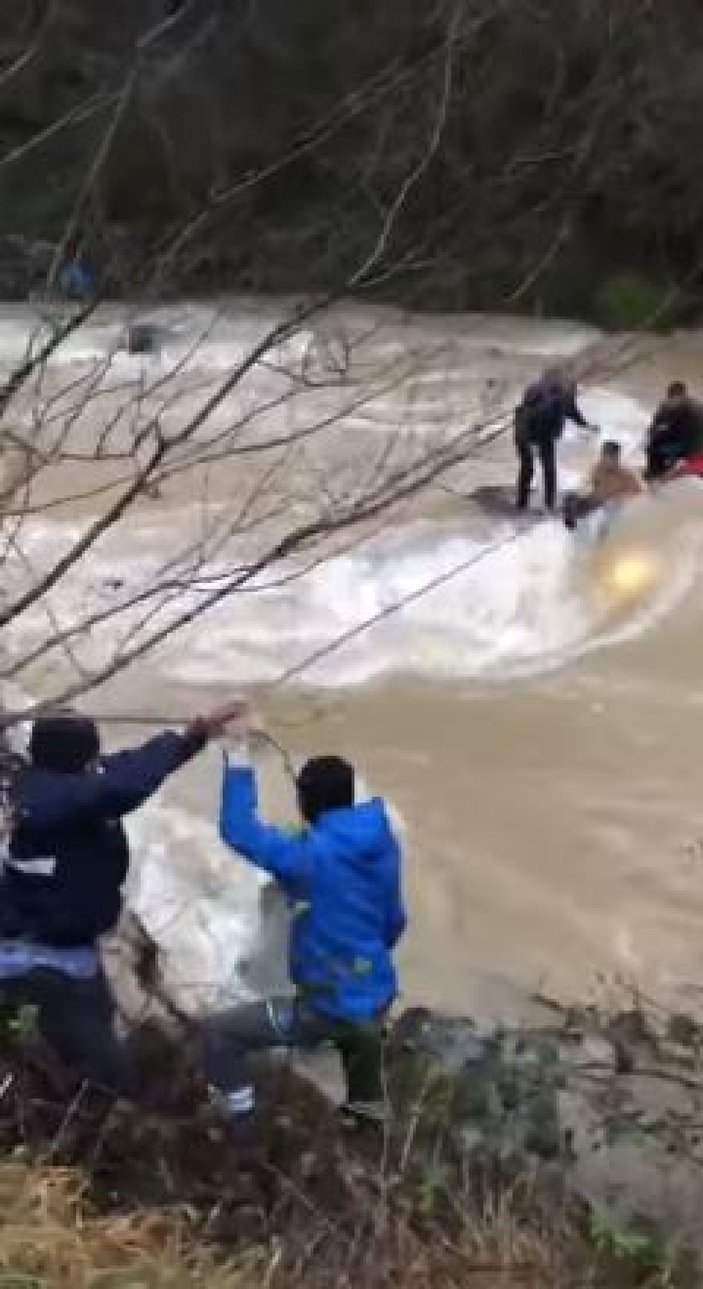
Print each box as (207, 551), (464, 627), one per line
(0, 525), (526, 738)
(0, 523), (530, 978)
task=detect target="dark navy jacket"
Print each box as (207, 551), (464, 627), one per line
(220, 763), (406, 1024)
(516, 377), (588, 444)
(649, 396), (703, 459)
(2, 731), (205, 946)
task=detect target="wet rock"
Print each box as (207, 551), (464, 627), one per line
(666, 1013), (700, 1048)
(391, 1008), (497, 1072)
(126, 322), (162, 355)
(570, 1035), (618, 1080)
(390, 1014), (565, 1174)
(387, 1005), (703, 1254)
(656, 1040), (697, 1069)
(606, 1008), (657, 1049)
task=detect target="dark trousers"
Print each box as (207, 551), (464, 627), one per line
(645, 431), (683, 481)
(562, 491), (598, 531)
(516, 436), (557, 510)
(0, 968), (135, 1095)
(203, 998), (386, 1105)
(0, 972), (385, 1109)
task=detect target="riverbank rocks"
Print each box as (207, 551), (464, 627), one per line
(389, 1009), (565, 1177)
(387, 1004), (703, 1252)
(125, 322), (163, 355)
(65, 914), (703, 1258)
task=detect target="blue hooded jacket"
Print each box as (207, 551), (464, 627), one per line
(220, 763), (406, 1023)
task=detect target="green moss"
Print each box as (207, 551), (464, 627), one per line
(593, 272), (672, 332)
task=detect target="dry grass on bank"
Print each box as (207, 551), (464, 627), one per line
(0, 1026), (690, 1289)
(0, 1159), (594, 1289)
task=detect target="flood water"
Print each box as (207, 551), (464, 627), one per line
(3, 298), (703, 1022)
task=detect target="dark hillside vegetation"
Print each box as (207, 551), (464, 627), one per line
(0, 0), (700, 322)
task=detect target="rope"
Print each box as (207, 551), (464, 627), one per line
(0, 523), (527, 740)
(0, 715), (298, 783)
(0, 522), (530, 1002)
(271, 527), (524, 689)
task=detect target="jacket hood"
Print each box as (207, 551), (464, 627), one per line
(316, 798), (395, 862)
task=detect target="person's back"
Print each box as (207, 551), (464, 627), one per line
(221, 754), (403, 1023)
(212, 739), (405, 1121)
(663, 393), (703, 456)
(10, 780), (129, 945)
(590, 443), (644, 505)
(283, 796), (401, 1022)
(0, 703), (242, 1096)
(516, 368), (587, 443)
(516, 375), (561, 443)
(515, 367), (592, 512)
(5, 712), (210, 945)
(648, 382), (703, 477)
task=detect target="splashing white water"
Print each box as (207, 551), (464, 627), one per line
(5, 389), (700, 693)
(4, 304), (703, 1016)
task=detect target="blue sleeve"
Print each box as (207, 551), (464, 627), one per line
(384, 843), (406, 948)
(219, 762), (313, 892)
(22, 732), (205, 831)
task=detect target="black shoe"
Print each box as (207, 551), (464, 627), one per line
(562, 493), (579, 531)
(340, 1099), (389, 1128)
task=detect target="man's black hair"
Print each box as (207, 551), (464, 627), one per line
(297, 755), (354, 825)
(29, 711), (100, 774)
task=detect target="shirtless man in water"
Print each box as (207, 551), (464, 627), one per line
(589, 441), (645, 504)
(563, 441), (644, 531)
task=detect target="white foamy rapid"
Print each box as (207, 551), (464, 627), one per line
(6, 388), (700, 693)
(0, 301), (601, 377)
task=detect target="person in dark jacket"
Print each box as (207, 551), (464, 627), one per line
(204, 716), (406, 1123)
(0, 703), (241, 1093)
(644, 382), (703, 481)
(515, 367), (595, 511)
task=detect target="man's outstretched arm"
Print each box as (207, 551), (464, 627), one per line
(220, 757), (313, 892)
(565, 393), (590, 429)
(19, 703), (247, 832)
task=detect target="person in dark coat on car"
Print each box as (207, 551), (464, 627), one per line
(644, 381), (703, 481)
(0, 703), (242, 1093)
(515, 367), (595, 512)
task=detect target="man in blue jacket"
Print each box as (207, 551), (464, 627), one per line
(0, 703), (239, 1093)
(207, 721), (406, 1122)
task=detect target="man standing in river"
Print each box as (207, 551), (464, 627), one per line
(514, 367), (595, 512)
